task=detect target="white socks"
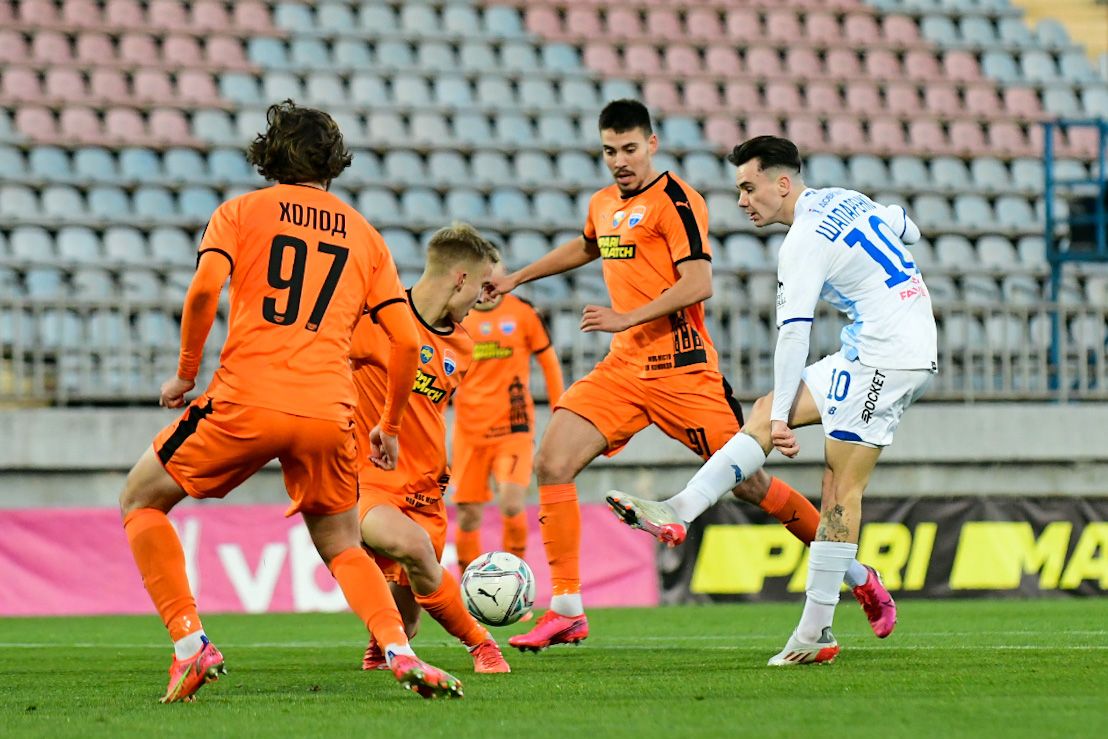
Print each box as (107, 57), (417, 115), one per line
(173, 630), (207, 660)
(550, 593), (584, 617)
(667, 432), (768, 523)
(844, 559), (869, 589)
(797, 541), (858, 643)
(384, 643), (416, 667)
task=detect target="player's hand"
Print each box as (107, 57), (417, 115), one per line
(159, 376), (194, 409)
(489, 271), (518, 298)
(580, 304), (631, 333)
(369, 424), (399, 470)
(771, 420), (800, 458)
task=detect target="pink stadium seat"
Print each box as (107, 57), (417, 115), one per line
(163, 35), (203, 68)
(119, 34), (159, 66)
(177, 70), (218, 104)
(646, 9), (684, 41)
(664, 45), (701, 75)
(2, 67), (43, 102)
(0, 30), (29, 63)
(725, 8), (762, 41)
(1061, 126), (1099, 158)
(60, 106), (103, 144)
(16, 106), (58, 139)
(884, 83), (921, 116)
(685, 8), (724, 41)
(148, 107), (191, 144)
(904, 50), (942, 81)
(882, 16), (921, 46)
(765, 81), (804, 113)
(765, 11), (802, 43)
(744, 113), (782, 138)
(804, 12), (840, 44)
(705, 45), (741, 76)
(1026, 125), (1064, 155)
(0, 0), (12, 23)
(745, 47), (782, 79)
(89, 68), (129, 102)
(870, 117), (908, 153)
(32, 31), (74, 63)
(942, 51), (981, 83)
(582, 43), (620, 71)
(642, 79), (681, 111)
(147, 0), (188, 29)
(132, 69), (175, 103)
(75, 32), (115, 65)
(987, 121), (1028, 156)
(62, 0), (101, 26)
(683, 79), (723, 113)
(1003, 87), (1043, 119)
(191, 1), (230, 31)
(825, 48), (862, 79)
(232, 1), (273, 32)
(786, 116), (825, 149)
(104, 107), (146, 143)
(526, 7), (560, 35)
(827, 117), (864, 151)
(565, 7), (602, 37)
(205, 36), (247, 68)
(624, 44), (661, 76)
(843, 13), (880, 45)
(964, 85), (1001, 118)
(908, 119), (948, 155)
(784, 47), (823, 77)
(605, 7), (644, 39)
(703, 115), (741, 149)
(863, 49), (902, 81)
(948, 120), (987, 155)
(104, 0), (147, 29)
(19, 0), (60, 24)
(924, 84), (962, 117)
(845, 81), (882, 115)
(724, 80), (759, 109)
(44, 67), (86, 101)
(805, 82), (841, 115)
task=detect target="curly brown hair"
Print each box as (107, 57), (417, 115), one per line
(246, 99), (352, 185)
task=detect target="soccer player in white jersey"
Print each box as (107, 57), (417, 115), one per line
(607, 136), (937, 665)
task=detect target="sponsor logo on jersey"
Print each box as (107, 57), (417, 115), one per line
(628, 205), (647, 228)
(420, 345), (434, 364)
(443, 352), (457, 376)
(480, 321), (493, 335)
(776, 281), (786, 308)
(612, 210), (626, 228)
(473, 341), (514, 361)
(598, 235), (635, 259)
(499, 320), (516, 335)
(860, 369), (886, 423)
(412, 369), (446, 403)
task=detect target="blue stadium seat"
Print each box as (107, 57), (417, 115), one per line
(87, 309), (129, 348)
(366, 111), (407, 146)
(263, 72), (305, 103)
(574, 271), (607, 301)
(471, 150), (512, 186)
(980, 51), (1021, 83)
(1082, 87), (1108, 117)
(932, 157), (972, 192)
(305, 73), (346, 107)
(164, 148), (208, 183)
(349, 73), (387, 105)
(958, 16), (996, 46)
(533, 190), (575, 225)
(209, 149), (251, 182)
(495, 114), (533, 146)
(435, 75), (473, 107)
(134, 187), (176, 219)
(848, 155), (892, 190)
(273, 2), (313, 30)
(400, 4), (437, 33)
(537, 115), (578, 147)
(179, 187), (220, 221)
(417, 42), (456, 72)
(359, 4), (397, 32)
(345, 148), (380, 183)
(383, 149), (426, 185)
(85, 186), (128, 220)
(557, 151), (601, 186)
(997, 17), (1034, 46)
(459, 41), (498, 72)
(409, 112), (450, 145)
(935, 235), (978, 268)
(1042, 88), (1081, 117)
(247, 37), (290, 69)
(164, 267), (193, 301)
(454, 112), (493, 146)
(484, 6), (524, 38)
(219, 73), (262, 104)
(42, 186), (86, 220)
(805, 153), (847, 187)
(476, 75), (515, 107)
(908, 238), (935, 271)
(996, 196), (1035, 229)
(889, 156), (929, 191)
(519, 78), (557, 110)
(72, 147), (116, 183)
(913, 195), (955, 230)
(954, 194), (994, 227)
(1058, 52), (1098, 82)
(150, 226), (195, 267)
(25, 267), (66, 297)
(38, 308), (84, 350)
(1010, 158), (1043, 192)
(515, 150), (556, 186)
(542, 44), (580, 71)
(317, 1), (356, 32)
(27, 146), (67, 181)
(191, 110), (238, 147)
(1034, 19), (1070, 50)
(136, 309), (179, 348)
(1001, 274), (1040, 304)
(120, 268), (163, 300)
(376, 39), (415, 68)
(723, 234), (769, 270)
(444, 188), (487, 221)
(490, 188), (532, 223)
(379, 228), (422, 270)
(921, 16), (959, 45)
(706, 191), (749, 230)
(443, 4), (479, 34)
(963, 275), (1002, 304)
(9, 226), (52, 260)
(358, 188), (401, 221)
(508, 231), (548, 264)
(1020, 50), (1059, 83)
(502, 42), (540, 71)
(970, 157), (1011, 193)
(426, 150), (468, 186)
(103, 226), (147, 264)
(977, 235), (1018, 268)
(0, 185), (37, 219)
(600, 79), (639, 102)
(71, 267), (115, 298)
(56, 227), (100, 262)
(333, 38), (372, 69)
(660, 117), (702, 149)
(560, 78), (600, 110)
(0, 268), (19, 298)
(573, 189), (592, 217)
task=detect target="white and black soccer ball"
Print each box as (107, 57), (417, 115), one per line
(460, 551), (536, 627)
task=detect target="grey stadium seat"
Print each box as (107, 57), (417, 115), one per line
(444, 189), (488, 221)
(56, 227), (100, 262)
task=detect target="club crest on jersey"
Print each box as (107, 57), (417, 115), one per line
(480, 321), (493, 335)
(628, 205), (647, 228)
(420, 345), (434, 364)
(500, 320), (516, 335)
(612, 210), (626, 228)
(443, 352), (457, 376)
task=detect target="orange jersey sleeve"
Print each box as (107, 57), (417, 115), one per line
(585, 172), (719, 379)
(200, 184), (396, 422)
(354, 293), (473, 498)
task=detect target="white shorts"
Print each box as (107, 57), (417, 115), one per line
(802, 350), (932, 447)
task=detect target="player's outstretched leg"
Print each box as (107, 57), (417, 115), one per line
(605, 491), (687, 546)
(767, 628), (841, 667)
(161, 636), (227, 703)
(851, 565), (897, 638)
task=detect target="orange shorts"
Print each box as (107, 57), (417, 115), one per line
(357, 480), (447, 586)
(555, 356), (744, 460)
(451, 432), (534, 504)
(153, 393), (359, 517)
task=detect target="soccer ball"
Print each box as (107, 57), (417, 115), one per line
(460, 551), (536, 627)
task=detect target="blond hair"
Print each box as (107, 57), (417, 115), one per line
(425, 222), (501, 273)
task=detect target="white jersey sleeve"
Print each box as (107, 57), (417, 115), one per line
(775, 227), (831, 328)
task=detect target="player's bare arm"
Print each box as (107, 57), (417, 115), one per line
(493, 235), (600, 296)
(580, 259), (712, 334)
(162, 251), (231, 408)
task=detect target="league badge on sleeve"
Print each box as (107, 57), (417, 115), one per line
(443, 352), (457, 376)
(420, 345), (434, 364)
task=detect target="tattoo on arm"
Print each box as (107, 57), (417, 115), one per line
(816, 504), (851, 542)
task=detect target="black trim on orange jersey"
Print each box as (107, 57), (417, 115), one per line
(368, 296), (406, 323)
(619, 171), (668, 200)
(720, 376), (745, 427)
(582, 230), (597, 244)
(156, 397), (215, 465)
(663, 175), (705, 259)
(518, 296), (555, 351)
(674, 254), (712, 267)
(407, 288), (455, 336)
(197, 247), (234, 272)
(532, 342), (553, 355)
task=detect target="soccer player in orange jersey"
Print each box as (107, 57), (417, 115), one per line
(118, 100), (462, 701)
(352, 224), (511, 674)
(493, 100), (889, 651)
(451, 263), (565, 573)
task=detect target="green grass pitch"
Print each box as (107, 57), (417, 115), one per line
(3, 599), (1106, 738)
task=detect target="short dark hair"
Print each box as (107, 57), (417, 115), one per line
(246, 99), (352, 185)
(598, 99), (653, 135)
(727, 135), (802, 174)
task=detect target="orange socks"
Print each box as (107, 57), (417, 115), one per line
(455, 527), (481, 573)
(123, 508), (202, 641)
(414, 568), (488, 647)
(502, 512), (527, 560)
(539, 483), (580, 596)
(328, 547), (408, 649)
(761, 477), (819, 544)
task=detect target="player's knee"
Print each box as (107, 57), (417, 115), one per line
(457, 504), (482, 531)
(392, 531), (437, 570)
(534, 448), (573, 485)
(500, 497), (525, 517)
